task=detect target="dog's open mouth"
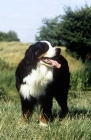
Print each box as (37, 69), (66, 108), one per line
(41, 57), (61, 68)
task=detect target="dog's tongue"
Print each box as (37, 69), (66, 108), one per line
(50, 59), (61, 68)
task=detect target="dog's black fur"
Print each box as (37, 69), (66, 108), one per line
(15, 41), (70, 124)
(41, 55), (70, 118)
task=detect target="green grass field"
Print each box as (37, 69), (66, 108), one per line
(0, 42), (91, 140)
(0, 92), (91, 140)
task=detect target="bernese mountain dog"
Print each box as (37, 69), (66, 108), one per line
(15, 41), (70, 126)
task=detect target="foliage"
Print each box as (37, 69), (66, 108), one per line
(0, 59), (15, 100)
(0, 30), (20, 42)
(59, 5), (91, 61)
(35, 17), (63, 45)
(84, 59), (91, 86)
(70, 59), (91, 90)
(36, 5), (91, 61)
(0, 86), (13, 101)
(0, 86), (6, 99)
(0, 58), (17, 98)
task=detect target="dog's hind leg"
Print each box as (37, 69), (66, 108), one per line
(54, 89), (68, 118)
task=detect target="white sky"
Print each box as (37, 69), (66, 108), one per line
(0, 0), (91, 43)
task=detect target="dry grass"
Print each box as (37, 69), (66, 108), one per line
(57, 46), (83, 72)
(0, 42), (83, 72)
(0, 42), (30, 66)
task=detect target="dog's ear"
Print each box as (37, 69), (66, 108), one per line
(25, 46), (34, 63)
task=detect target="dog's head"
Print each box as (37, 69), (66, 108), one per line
(25, 41), (61, 68)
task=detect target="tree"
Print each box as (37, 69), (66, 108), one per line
(7, 30), (20, 41)
(35, 17), (62, 45)
(0, 30), (20, 42)
(36, 5), (91, 61)
(59, 5), (91, 61)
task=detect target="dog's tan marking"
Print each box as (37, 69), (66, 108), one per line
(39, 109), (49, 126)
(38, 52), (47, 59)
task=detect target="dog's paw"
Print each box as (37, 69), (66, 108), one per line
(39, 121), (48, 127)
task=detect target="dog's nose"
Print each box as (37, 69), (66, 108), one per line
(55, 48), (61, 54)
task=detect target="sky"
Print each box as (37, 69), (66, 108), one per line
(0, 0), (91, 43)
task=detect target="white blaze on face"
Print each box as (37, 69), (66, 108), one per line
(40, 41), (61, 68)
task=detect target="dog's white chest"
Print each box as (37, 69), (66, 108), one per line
(20, 64), (53, 99)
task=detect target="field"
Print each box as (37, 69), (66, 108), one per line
(0, 42), (83, 72)
(0, 42), (91, 140)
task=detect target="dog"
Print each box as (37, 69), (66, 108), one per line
(15, 41), (70, 126)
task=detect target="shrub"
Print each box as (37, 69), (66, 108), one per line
(0, 59), (16, 99)
(0, 30), (20, 42)
(70, 60), (91, 90)
(0, 86), (6, 99)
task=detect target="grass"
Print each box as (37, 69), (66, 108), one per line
(0, 42), (91, 140)
(0, 42), (83, 99)
(0, 92), (91, 140)
(0, 42), (83, 72)
(0, 58), (19, 100)
(59, 46), (83, 72)
(0, 41), (30, 66)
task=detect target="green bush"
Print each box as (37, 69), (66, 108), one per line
(70, 60), (91, 90)
(0, 58), (16, 99)
(0, 30), (20, 42)
(36, 5), (91, 61)
(0, 86), (6, 99)
(0, 58), (15, 71)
